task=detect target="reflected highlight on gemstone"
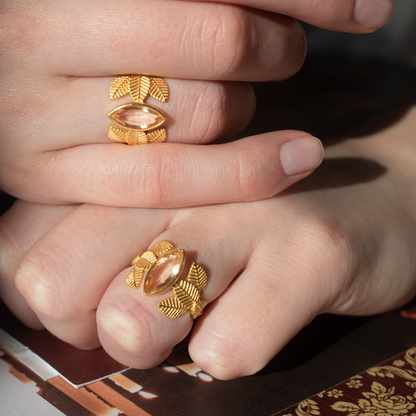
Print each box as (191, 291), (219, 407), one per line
(144, 250), (185, 295)
(108, 103), (166, 131)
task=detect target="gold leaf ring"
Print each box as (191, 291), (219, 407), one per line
(108, 75), (168, 145)
(126, 241), (208, 319)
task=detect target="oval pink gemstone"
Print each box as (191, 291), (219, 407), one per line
(144, 250), (185, 295)
(108, 104), (166, 131)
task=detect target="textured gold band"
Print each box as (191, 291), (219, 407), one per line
(108, 75), (168, 145)
(126, 241), (208, 319)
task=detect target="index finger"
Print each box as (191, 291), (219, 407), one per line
(202, 0), (394, 32)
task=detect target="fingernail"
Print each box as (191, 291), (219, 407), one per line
(280, 137), (323, 176)
(354, 0), (394, 30)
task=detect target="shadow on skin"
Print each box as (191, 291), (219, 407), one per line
(289, 157), (387, 194)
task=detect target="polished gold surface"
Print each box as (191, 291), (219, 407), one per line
(108, 75), (168, 145)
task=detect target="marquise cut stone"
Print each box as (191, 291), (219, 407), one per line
(109, 104), (166, 131)
(144, 250), (185, 295)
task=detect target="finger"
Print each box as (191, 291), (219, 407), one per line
(3, 77), (256, 150)
(3, 132), (324, 207)
(5, 0), (306, 81)
(188, 254), (326, 380)
(202, 0), (395, 33)
(97, 207), (249, 369)
(13, 205), (172, 349)
(13, 202), (247, 366)
(187, 201), (342, 380)
(0, 201), (76, 328)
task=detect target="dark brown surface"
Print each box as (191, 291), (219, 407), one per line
(3, 302), (416, 415)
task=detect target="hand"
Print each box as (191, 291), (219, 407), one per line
(1, 104), (415, 380)
(0, 0), (316, 207)
(0, 0), (394, 207)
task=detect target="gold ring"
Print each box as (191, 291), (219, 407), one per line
(108, 75), (169, 145)
(126, 241), (208, 319)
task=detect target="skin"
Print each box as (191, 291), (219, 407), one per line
(1, 105), (416, 380)
(0, 0), (399, 380)
(0, 0), (393, 206)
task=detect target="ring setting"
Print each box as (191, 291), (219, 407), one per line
(108, 75), (169, 145)
(126, 241), (208, 319)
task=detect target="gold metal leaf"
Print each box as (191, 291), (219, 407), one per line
(132, 257), (153, 270)
(147, 129), (166, 144)
(141, 251), (157, 264)
(158, 297), (188, 319)
(149, 240), (173, 257)
(191, 300), (207, 319)
(108, 125), (128, 143)
(110, 76), (130, 100)
(173, 281), (200, 310)
(126, 130), (148, 146)
(187, 263), (207, 294)
(131, 252), (144, 266)
(149, 77), (169, 102)
(129, 75), (151, 103)
(126, 267), (144, 289)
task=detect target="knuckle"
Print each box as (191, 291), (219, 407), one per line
(272, 17), (306, 79)
(295, 213), (349, 273)
(189, 82), (228, 143)
(289, 20), (307, 76)
(126, 149), (167, 207)
(98, 296), (168, 363)
(233, 145), (268, 200)
(285, 211), (352, 308)
(14, 249), (71, 320)
(196, 5), (252, 78)
(99, 303), (153, 355)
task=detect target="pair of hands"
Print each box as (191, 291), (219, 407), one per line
(0, 0), (405, 380)
(0, 0), (393, 207)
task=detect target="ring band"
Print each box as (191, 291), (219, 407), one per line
(108, 75), (168, 145)
(126, 241), (208, 319)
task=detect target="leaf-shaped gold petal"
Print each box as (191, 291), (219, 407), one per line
(130, 251), (145, 266)
(110, 76), (131, 100)
(132, 257), (153, 271)
(141, 251), (157, 264)
(147, 129), (166, 144)
(187, 263), (207, 294)
(127, 130), (147, 146)
(137, 132), (148, 145)
(173, 281), (199, 310)
(149, 77), (169, 102)
(108, 125), (128, 143)
(191, 301), (207, 319)
(129, 75), (151, 103)
(126, 267), (144, 289)
(149, 240), (174, 257)
(158, 296), (188, 319)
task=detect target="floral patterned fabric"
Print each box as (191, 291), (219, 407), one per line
(275, 347), (416, 416)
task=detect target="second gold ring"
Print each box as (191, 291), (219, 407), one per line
(126, 241), (208, 320)
(108, 75), (169, 145)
